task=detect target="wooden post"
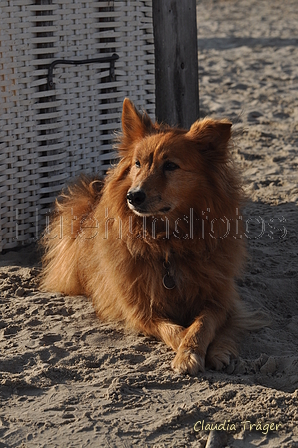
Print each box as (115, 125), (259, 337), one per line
(152, 0), (199, 129)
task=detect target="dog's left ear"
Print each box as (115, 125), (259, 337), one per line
(187, 118), (232, 156)
(121, 98), (153, 144)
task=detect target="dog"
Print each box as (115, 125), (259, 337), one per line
(40, 98), (259, 375)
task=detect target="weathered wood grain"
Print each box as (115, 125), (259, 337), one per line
(152, 0), (199, 128)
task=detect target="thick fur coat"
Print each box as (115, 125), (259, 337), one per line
(41, 98), (257, 375)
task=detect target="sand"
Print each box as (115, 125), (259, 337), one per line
(1, 0), (298, 446)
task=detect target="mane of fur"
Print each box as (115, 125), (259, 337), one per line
(40, 122), (246, 331)
(40, 100), (264, 375)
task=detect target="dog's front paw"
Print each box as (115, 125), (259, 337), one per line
(171, 350), (205, 375)
(206, 351), (231, 371)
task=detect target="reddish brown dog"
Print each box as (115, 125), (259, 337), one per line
(41, 98), (258, 375)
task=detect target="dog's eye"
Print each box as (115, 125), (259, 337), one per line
(163, 161), (179, 171)
(135, 160), (141, 168)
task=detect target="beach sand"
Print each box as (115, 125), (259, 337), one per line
(1, 0), (298, 446)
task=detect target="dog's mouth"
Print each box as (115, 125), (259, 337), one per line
(159, 206), (171, 213)
(128, 202), (172, 217)
(126, 189), (173, 216)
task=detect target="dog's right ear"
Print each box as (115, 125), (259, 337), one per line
(121, 98), (153, 144)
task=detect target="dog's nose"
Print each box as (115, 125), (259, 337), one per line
(127, 189), (146, 206)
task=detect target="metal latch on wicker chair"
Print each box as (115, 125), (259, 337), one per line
(46, 53), (119, 89)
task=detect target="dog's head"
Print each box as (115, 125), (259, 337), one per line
(119, 98), (234, 218)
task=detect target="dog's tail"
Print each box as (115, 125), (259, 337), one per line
(39, 175), (103, 295)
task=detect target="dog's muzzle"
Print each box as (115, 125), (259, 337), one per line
(126, 188), (146, 208)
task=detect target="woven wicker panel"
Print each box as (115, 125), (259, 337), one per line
(114, 1), (155, 116)
(0, 0), (155, 250)
(0, 0), (41, 250)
